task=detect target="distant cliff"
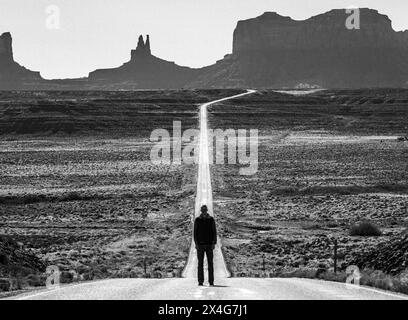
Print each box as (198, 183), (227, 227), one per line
(1, 8), (408, 90)
(0, 32), (43, 89)
(190, 9), (408, 88)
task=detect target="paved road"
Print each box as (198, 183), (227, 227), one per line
(8, 90), (408, 300)
(12, 278), (408, 300)
(183, 90), (256, 279)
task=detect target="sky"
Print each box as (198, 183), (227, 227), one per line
(0, 0), (407, 79)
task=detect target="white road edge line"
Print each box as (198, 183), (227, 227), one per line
(15, 280), (107, 300)
(182, 89), (256, 279)
(285, 278), (408, 300)
(15, 278), (165, 300)
(348, 284), (408, 300)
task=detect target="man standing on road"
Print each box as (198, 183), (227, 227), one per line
(194, 205), (217, 286)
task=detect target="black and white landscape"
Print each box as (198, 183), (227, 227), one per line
(0, 1), (408, 302)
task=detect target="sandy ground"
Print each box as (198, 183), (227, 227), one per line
(0, 138), (197, 280)
(208, 89), (408, 276)
(1, 90), (247, 285)
(1, 88), (407, 290)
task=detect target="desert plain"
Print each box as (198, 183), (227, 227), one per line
(1, 88), (407, 291)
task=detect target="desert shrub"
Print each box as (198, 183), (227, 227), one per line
(60, 271), (74, 284)
(0, 279), (11, 292)
(5, 265), (38, 278)
(321, 271), (347, 282)
(81, 271), (94, 281)
(272, 267), (408, 295)
(316, 263), (329, 278)
(349, 220), (382, 237)
(371, 98), (385, 104)
(60, 192), (83, 202)
(326, 221), (339, 228)
(9, 277), (24, 290)
(279, 268), (318, 279)
(394, 271), (408, 294)
(0, 253), (9, 265)
(25, 274), (45, 287)
(360, 270), (395, 292)
(301, 222), (321, 230)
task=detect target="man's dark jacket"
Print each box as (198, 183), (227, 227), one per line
(194, 215), (217, 246)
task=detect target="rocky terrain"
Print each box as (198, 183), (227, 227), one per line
(0, 137), (195, 282)
(0, 89), (241, 137)
(0, 90), (243, 291)
(208, 89), (408, 277)
(0, 236), (45, 292)
(350, 233), (408, 275)
(1, 8), (408, 90)
(1, 88), (407, 294)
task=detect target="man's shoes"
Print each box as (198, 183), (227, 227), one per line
(209, 283), (214, 286)
(198, 283), (203, 286)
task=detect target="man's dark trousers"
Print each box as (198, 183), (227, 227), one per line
(197, 244), (214, 285)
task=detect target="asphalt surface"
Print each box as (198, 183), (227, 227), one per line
(12, 278), (408, 300)
(8, 90), (408, 300)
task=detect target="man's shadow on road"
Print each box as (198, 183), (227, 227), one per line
(209, 285), (228, 288)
